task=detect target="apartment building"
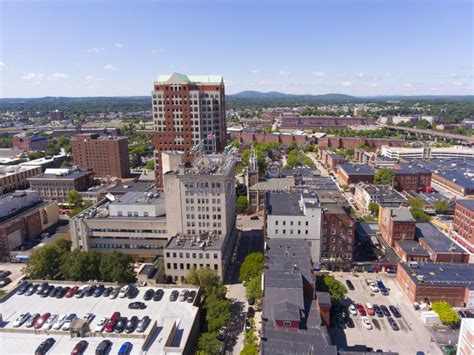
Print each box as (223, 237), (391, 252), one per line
(12, 133), (48, 152)
(337, 163), (375, 186)
(453, 200), (474, 253)
(71, 133), (130, 178)
(354, 183), (407, 213)
(379, 206), (416, 247)
(394, 164), (432, 191)
(0, 165), (42, 194)
(265, 191), (322, 261)
(28, 167), (94, 203)
(152, 73), (226, 187)
(0, 191), (59, 260)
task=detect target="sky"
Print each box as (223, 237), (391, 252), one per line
(0, 0), (473, 98)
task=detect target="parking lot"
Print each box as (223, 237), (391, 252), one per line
(0, 282), (199, 354)
(329, 272), (443, 355)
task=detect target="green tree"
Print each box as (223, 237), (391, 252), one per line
(185, 267), (225, 298)
(433, 200), (450, 214)
(205, 292), (232, 332)
(239, 252), (264, 282)
(60, 249), (101, 281)
(415, 119), (432, 130)
(99, 251), (136, 283)
(145, 159), (154, 170)
(431, 301), (460, 325)
(241, 326), (259, 355)
(373, 167), (395, 185)
(408, 198), (431, 221)
(26, 238), (71, 280)
(197, 332), (222, 355)
(368, 202), (380, 216)
(246, 274), (263, 302)
(323, 275), (348, 302)
(28, 151), (45, 160)
(236, 195), (248, 213)
(66, 189), (83, 208)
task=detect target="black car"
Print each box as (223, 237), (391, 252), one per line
(153, 289), (164, 301)
(136, 316), (150, 333)
(35, 337), (55, 355)
(389, 305), (401, 318)
(0, 277), (11, 287)
(51, 286), (63, 298)
(85, 285), (96, 297)
(127, 287), (139, 299)
(103, 287), (113, 297)
(143, 289), (154, 301)
(41, 285), (54, 298)
(169, 290), (179, 302)
(25, 284), (38, 296)
(129, 302), (147, 310)
(345, 280), (355, 291)
(114, 317), (127, 333)
(345, 316), (355, 328)
(187, 290), (197, 303)
(380, 305), (391, 317)
(93, 285), (105, 297)
(125, 316), (139, 333)
(247, 307), (255, 318)
(387, 316), (399, 331)
(95, 340), (112, 355)
(17, 281), (31, 295)
(57, 286), (68, 298)
(248, 297), (255, 306)
(36, 282), (49, 295)
(373, 304), (383, 317)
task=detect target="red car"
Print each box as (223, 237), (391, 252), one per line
(65, 286), (79, 298)
(104, 312), (120, 333)
(34, 312), (51, 329)
(356, 303), (366, 316)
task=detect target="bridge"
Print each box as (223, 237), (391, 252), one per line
(381, 124), (474, 144)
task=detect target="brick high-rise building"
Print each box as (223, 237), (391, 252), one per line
(71, 133), (130, 178)
(152, 73), (226, 187)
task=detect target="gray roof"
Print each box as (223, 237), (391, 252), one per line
(355, 222), (379, 237)
(389, 207), (416, 222)
(250, 177), (294, 191)
(107, 181), (153, 194)
(458, 199), (474, 211)
(396, 240), (430, 257)
(29, 170), (91, 180)
(416, 223), (466, 253)
(112, 190), (164, 206)
(266, 192), (304, 216)
(274, 302), (301, 322)
(339, 164), (376, 175)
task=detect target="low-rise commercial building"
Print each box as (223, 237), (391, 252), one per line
(394, 240), (430, 263)
(354, 183), (407, 213)
(0, 190), (59, 260)
(0, 164), (42, 194)
(12, 133), (49, 152)
(396, 262), (474, 308)
(379, 207), (416, 247)
(28, 168), (95, 203)
(453, 200), (474, 253)
(337, 164), (375, 186)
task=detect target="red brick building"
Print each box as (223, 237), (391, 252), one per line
(317, 136), (405, 150)
(453, 200), (474, 252)
(152, 73), (226, 187)
(379, 207), (416, 247)
(12, 134), (48, 152)
(71, 134), (130, 178)
(394, 164), (431, 191)
(336, 164), (375, 186)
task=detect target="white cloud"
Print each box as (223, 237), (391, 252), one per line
(87, 47), (105, 53)
(452, 81), (464, 86)
(258, 80), (274, 85)
(312, 71), (326, 77)
(0, 61), (5, 67)
(48, 72), (69, 80)
(403, 83), (413, 88)
(83, 75), (104, 84)
(104, 64), (118, 71)
(22, 72), (45, 81)
(355, 72), (365, 78)
(249, 69), (261, 75)
(152, 48), (167, 54)
(115, 43), (123, 49)
(385, 72), (392, 77)
(279, 70), (290, 77)
(368, 83), (379, 88)
(340, 81), (353, 87)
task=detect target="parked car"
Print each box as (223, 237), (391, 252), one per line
(356, 303), (366, 317)
(373, 304), (384, 317)
(85, 285), (96, 297)
(380, 305), (391, 317)
(71, 340), (88, 355)
(118, 342), (133, 355)
(187, 290), (197, 303)
(104, 312), (120, 333)
(57, 286), (68, 298)
(143, 289), (154, 301)
(51, 286), (63, 298)
(42, 314), (58, 330)
(153, 289), (164, 301)
(389, 305), (401, 318)
(114, 317), (127, 333)
(179, 289), (189, 302)
(34, 313), (51, 329)
(13, 313), (30, 328)
(349, 304), (357, 316)
(365, 303), (375, 316)
(125, 316), (139, 333)
(52, 314), (67, 330)
(103, 287), (114, 297)
(129, 302), (146, 310)
(74, 286), (87, 298)
(345, 316), (355, 328)
(248, 297), (255, 305)
(250, 216), (259, 220)
(169, 290), (179, 302)
(361, 316), (372, 330)
(25, 284), (38, 296)
(35, 337), (55, 355)
(369, 282), (379, 293)
(136, 316), (150, 333)
(127, 287), (139, 299)
(17, 281), (31, 295)
(93, 285), (105, 297)
(83, 313), (94, 324)
(377, 280), (389, 295)
(95, 340), (112, 355)
(119, 285), (130, 298)
(41, 285), (54, 298)
(0, 277), (12, 287)
(244, 320), (252, 331)
(387, 316), (399, 331)
(62, 313), (77, 331)
(110, 286), (121, 299)
(36, 282), (49, 295)
(65, 286), (79, 298)
(0, 270), (11, 278)
(345, 280), (355, 290)
(247, 307), (255, 318)
(94, 317), (108, 332)
(26, 313), (40, 328)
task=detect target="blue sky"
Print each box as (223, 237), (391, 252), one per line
(0, 0), (472, 97)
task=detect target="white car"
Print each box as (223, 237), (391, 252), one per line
(12, 313), (30, 328)
(42, 314), (58, 330)
(349, 304), (357, 316)
(94, 317), (108, 332)
(362, 316), (372, 330)
(52, 314), (67, 330)
(119, 285), (130, 298)
(369, 283), (379, 293)
(61, 313), (77, 331)
(83, 313), (94, 324)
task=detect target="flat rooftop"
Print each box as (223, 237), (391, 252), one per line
(396, 240), (430, 257)
(105, 181), (154, 194)
(388, 207), (416, 222)
(112, 190), (164, 206)
(29, 169), (91, 181)
(339, 164), (376, 175)
(416, 222), (466, 253)
(266, 192), (306, 216)
(399, 262), (474, 289)
(0, 283), (199, 354)
(458, 199), (474, 211)
(165, 234), (224, 251)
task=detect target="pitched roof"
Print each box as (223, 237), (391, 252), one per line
(274, 301), (301, 322)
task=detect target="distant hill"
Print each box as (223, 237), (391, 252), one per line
(230, 91), (358, 101)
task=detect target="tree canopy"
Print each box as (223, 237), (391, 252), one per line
(433, 200), (450, 214)
(431, 301), (460, 325)
(239, 252), (264, 282)
(236, 195), (248, 213)
(368, 202), (380, 216)
(373, 167), (395, 185)
(323, 275), (348, 302)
